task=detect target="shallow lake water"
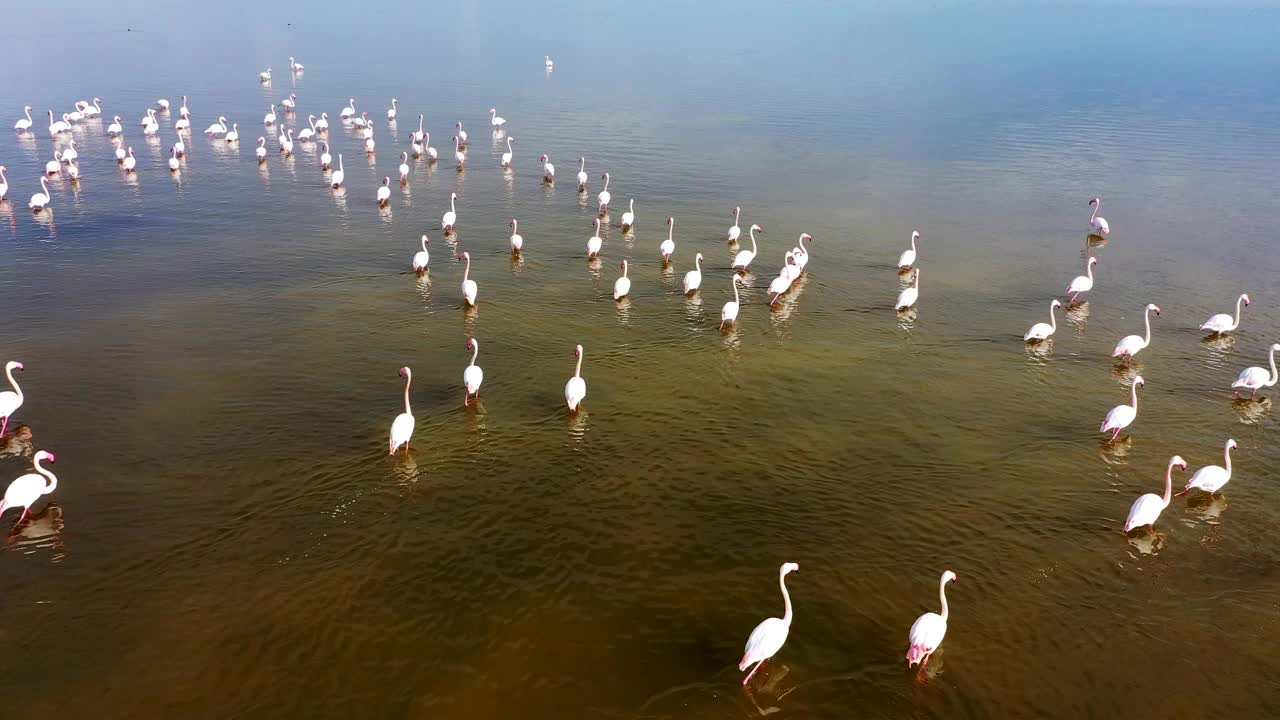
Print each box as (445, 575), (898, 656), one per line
(2, 1), (1280, 717)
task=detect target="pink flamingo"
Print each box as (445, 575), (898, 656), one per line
(1111, 303), (1160, 364)
(906, 570), (957, 667)
(1101, 376), (1144, 441)
(389, 367), (414, 454)
(739, 562), (799, 686)
(1066, 257), (1098, 303)
(0, 450), (57, 526)
(1124, 455), (1186, 533)
(0, 361), (24, 436)
(1088, 197), (1110, 235)
(1177, 439), (1237, 496)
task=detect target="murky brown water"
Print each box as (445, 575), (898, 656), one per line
(2, 1), (1280, 717)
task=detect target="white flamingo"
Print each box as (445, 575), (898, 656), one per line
(259, 67), (272, 82)
(263, 105), (277, 126)
(621, 199), (635, 230)
(1101, 376), (1144, 441)
(175, 116), (191, 131)
(453, 136), (465, 168)
(792, 233), (812, 272)
(0, 361), (24, 435)
(14, 105), (33, 132)
(48, 110), (70, 136)
(660, 216), (676, 261)
(289, 56), (304, 71)
(399, 153), (410, 182)
(225, 123), (240, 143)
(597, 172), (611, 214)
(331, 154), (345, 188)
(0, 451), (58, 526)
(279, 129), (294, 156)
(587, 218), (603, 258)
(28, 177), (50, 211)
(541, 154), (555, 181)
(422, 132), (437, 161)
(721, 275), (742, 330)
(565, 345), (586, 412)
(1124, 456), (1187, 533)
(501, 137), (514, 168)
(1112, 304), (1161, 364)
(768, 254), (795, 305)
(376, 177), (391, 207)
(898, 230), (920, 269)
(460, 251), (477, 306)
(411, 134), (424, 158)
(442, 192), (457, 231)
(255, 137), (267, 161)
(0, 165), (8, 201)
(281, 93), (297, 110)
(455, 120), (467, 144)
(364, 132), (375, 154)
(576, 156), (587, 189)
(173, 137), (185, 156)
(412, 114), (424, 142)
(179, 96), (190, 118)
(320, 143), (332, 169)
(463, 339), (484, 406)
(354, 112), (369, 130)
(340, 98), (357, 119)
(83, 97), (103, 118)
(107, 115), (123, 135)
(315, 112), (330, 131)
(1177, 439), (1238, 496)
(155, 98), (170, 111)
(739, 562), (799, 687)
(388, 367), (414, 454)
(122, 147), (136, 172)
(906, 570), (957, 668)
(298, 115), (317, 141)
(1024, 299), (1062, 342)
(1066, 256), (1098, 303)
(1088, 197), (1110, 235)
(1201, 293), (1250, 335)
(168, 147), (180, 171)
(66, 162), (80, 181)
(895, 268), (920, 310)
(733, 224), (762, 271)
(412, 235), (430, 271)
(61, 139), (78, 163)
(114, 141), (127, 162)
(509, 219), (523, 252)
(45, 152), (63, 175)
(613, 260), (631, 300)
(489, 108), (505, 128)
(728, 206), (741, 242)
(545, 55), (554, 70)
(1232, 343), (1280, 399)
(683, 253), (703, 295)
(204, 116), (228, 136)
(387, 98), (397, 120)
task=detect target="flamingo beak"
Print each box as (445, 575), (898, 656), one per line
(47, 453), (56, 462)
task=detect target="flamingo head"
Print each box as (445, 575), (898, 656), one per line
(456, 121), (463, 129)
(1132, 375), (1145, 389)
(667, 216), (673, 225)
(34, 450), (55, 463)
(489, 108), (496, 114)
(398, 366), (410, 378)
(941, 570), (957, 584)
(733, 206), (739, 215)
(620, 259), (627, 271)
(1170, 455), (1188, 471)
(1242, 293), (1251, 306)
(911, 230), (920, 241)
(383, 177), (390, 185)
(1088, 256), (1099, 266)
(451, 192), (457, 200)
(1272, 344), (1280, 353)
(574, 344), (583, 358)
(420, 234), (429, 245)
(593, 218), (600, 229)
(696, 252), (703, 262)
(6, 361), (22, 372)
(602, 172), (609, 180)
(781, 562), (799, 575)
(1227, 438), (1239, 451)
(751, 224), (763, 232)
(1089, 197), (1100, 205)
(540, 154), (547, 162)
(1051, 299), (1062, 309)
(1147, 303), (1161, 315)
(466, 339), (476, 350)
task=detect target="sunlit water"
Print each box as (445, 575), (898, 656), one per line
(2, 1), (1280, 717)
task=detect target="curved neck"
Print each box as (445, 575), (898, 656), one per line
(512, 220), (518, 234)
(629, 198), (634, 212)
(749, 229), (757, 253)
(5, 365), (22, 402)
(667, 221), (674, 241)
(402, 371), (412, 415)
(1090, 202), (1098, 223)
(1130, 382), (1140, 411)
(450, 195), (456, 213)
(574, 350), (583, 379)
(1086, 261), (1094, 282)
(1143, 307), (1154, 345)
(732, 278), (740, 302)
(339, 155), (344, 171)
(470, 343), (479, 367)
(938, 576), (950, 621)
(621, 261), (628, 278)
(909, 234), (916, 252)
(779, 569), (794, 625)
(34, 457), (57, 495)
(603, 175), (610, 191)
(420, 237), (428, 252)
(1224, 443), (1234, 473)
(734, 207), (740, 223)
(1232, 295), (1246, 329)
(694, 255), (701, 272)
(1049, 303), (1058, 331)
(25, 107), (32, 122)
(463, 254), (471, 281)
(579, 158), (585, 171)
(1267, 346), (1279, 386)
(799, 235), (809, 254)
(1162, 460), (1175, 507)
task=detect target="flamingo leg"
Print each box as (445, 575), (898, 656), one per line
(1251, 388), (1258, 399)
(17, 508), (29, 525)
(742, 659), (765, 687)
(1110, 427), (1121, 442)
(0, 416), (7, 436)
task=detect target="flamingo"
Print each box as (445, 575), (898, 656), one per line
(621, 199), (636, 231)
(357, 113), (371, 130)
(501, 137), (513, 168)
(289, 56), (304, 71)
(387, 98), (398, 120)
(509, 219), (523, 252)
(1066, 256), (1099, 303)
(48, 110), (70, 136)
(364, 132), (375, 154)
(279, 129), (294, 156)
(1088, 197), (1110, 235)
(0, 361), (24, 435)
(281, 93), (297, 110)
(683, 253), (704, 294)
(376, 177), (391, 207)
(83, 98), (103, 118)
(0, 451), (57, 526)
(259, 67), (272, 82)
(331, 154), (345, 188)
(895, 268), (920, 310)
(175, 116), (191, 131)
(45, 152), (63, 175)
(1177, 439), (1238, 496)
(155, 98), (170, 111)
(781, 250), (801, 283)
(225, 123), (240, 143)
(412, 235), (430, 271)
(728, 206), (741, 242)
(29, 177), (51, 211)
(412, 114), (424, 142)
(660, 217), (676, 261)
(442, 192), (458, 232)
(587, 218), (603, 258)
(460, 251), (478, 306)
(14, 105), (33, 131)
(1124, 456), (1187, 533)
(122, 147), (136, 172)
(1232, 343), (1280, 399)
(424, 132), (438, 161)
(255, 137), (267, 161)
(264, 105), (277, 126)
(142, 116), (160, 136)
(107, 115), (123, 135)
(1112, 304), (1161, 364)
(545, 55), (554, 70)
(168, 147), (180, 171)
(897, 230), (920, 269)
(463, 339), (484, 405)
(399, 153), (410, 182)
(453, 136), (465, 168)
(733, 225), (762, 271)
(298, 115), (317, 141)
(792, 233), (812, 272)
(489, 108), (505, 128)
(906, 570), (957, 668)
(597, 172), (611, 214)
(66, 162), (80, 181)
(61, 138), (78, 163)
(565, 344), (586, 412)
(613, 260), (631, 300)
(67, 108), (84, 123)
(315, 112), (330, 131)
(388, 367), (414, 454)
(541, 154), (555, 181)
(173, 137), (185, 156)
(721, 275), (742, 330)
(1101, 376), (1144, 441)
(768, 254), (795, 305)
(0, 165), (7, 201)
(739, 562), (799, 687)
(1201, 293), (1250, 335)
(340, 98), (357, 119)
(411, 135), (424, 159)
(320, 143), (332, 169)
(204, 116), (228, 136)
(576, 157), (587, 189)
(179, 96), (190, 118)
(114, 141), (127, 162)
(455, 121), (467, 144)
(1024, 299), (1062, 342)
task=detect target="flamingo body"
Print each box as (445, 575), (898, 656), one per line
(1124, 456), (1186, 532)
(739, 562), (798, 686)
(906, 570), (956, 667)
(0, 451), (57, 525)
(1178, 439), (1237, 496)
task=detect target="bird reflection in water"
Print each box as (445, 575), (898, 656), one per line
(391, 453), (421, 485)
(1, 425), (34, 458)
(1098, 436), (1133, 466)
(615, 296), (633, 325)
(509, 252), (524, 274)
(1201, 332), (1236, 359)
(1084, 233), (1109, 252)
(1110, 362), (1142, 385)
(32, 207), (57, 239)
(586, 255), (603, 279)
(414, 272), (432, 302)
(744, 663), (795, 715)
(1127, 529), (1166, 556)
(566, 408), (589, 444)
(896, 306), (918, 331)
(1185, 493), (1228, 525)
(1025, 338), (1053, 360)
(6, 504), (66, 561)
(1231, 396), (1271, 424)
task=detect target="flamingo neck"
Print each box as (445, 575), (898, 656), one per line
(667, 222), (674, 242)
(420, 237), (428, 253)
(402, 371), (412, 415)
(1049, 303), (1058, 331)
(914, 270), (921, 289)
(1130, 383), (1140, 412)
(938, 576), (950, 622)
(34, 456), (57, 495)
(470, 343), (479, 367)
(732, 278), (740, 303)
(1090, 202), (1099, 224)
(463, 255), (471, 282)
(574, 350), (583, 379)
(1086, 261), (1094, 282)
(1143, 307), (1154, 346)
(512, 220), (518, 234)
(734, 207), (740, 224)
(5, 365), (22, 402)
(799, 235), (809, 255)
(695, 255), (701, 272)
(1268, 346), (1278, 386)
(603, 174), (610, 191)
(749, 229), (757, 253)
(1233, 295), (1246, 329)
(622, 261), (628, 278)
(451, 195), (457, 213)
(1224, 443), (1234, 474)
(629, 198), (634, 213)
(909, 234), (916, 253)
(1161, 460), (1175, 507)
(779, 569), (794, 625)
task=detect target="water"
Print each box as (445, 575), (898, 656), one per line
(3, 1), (1280, 716)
